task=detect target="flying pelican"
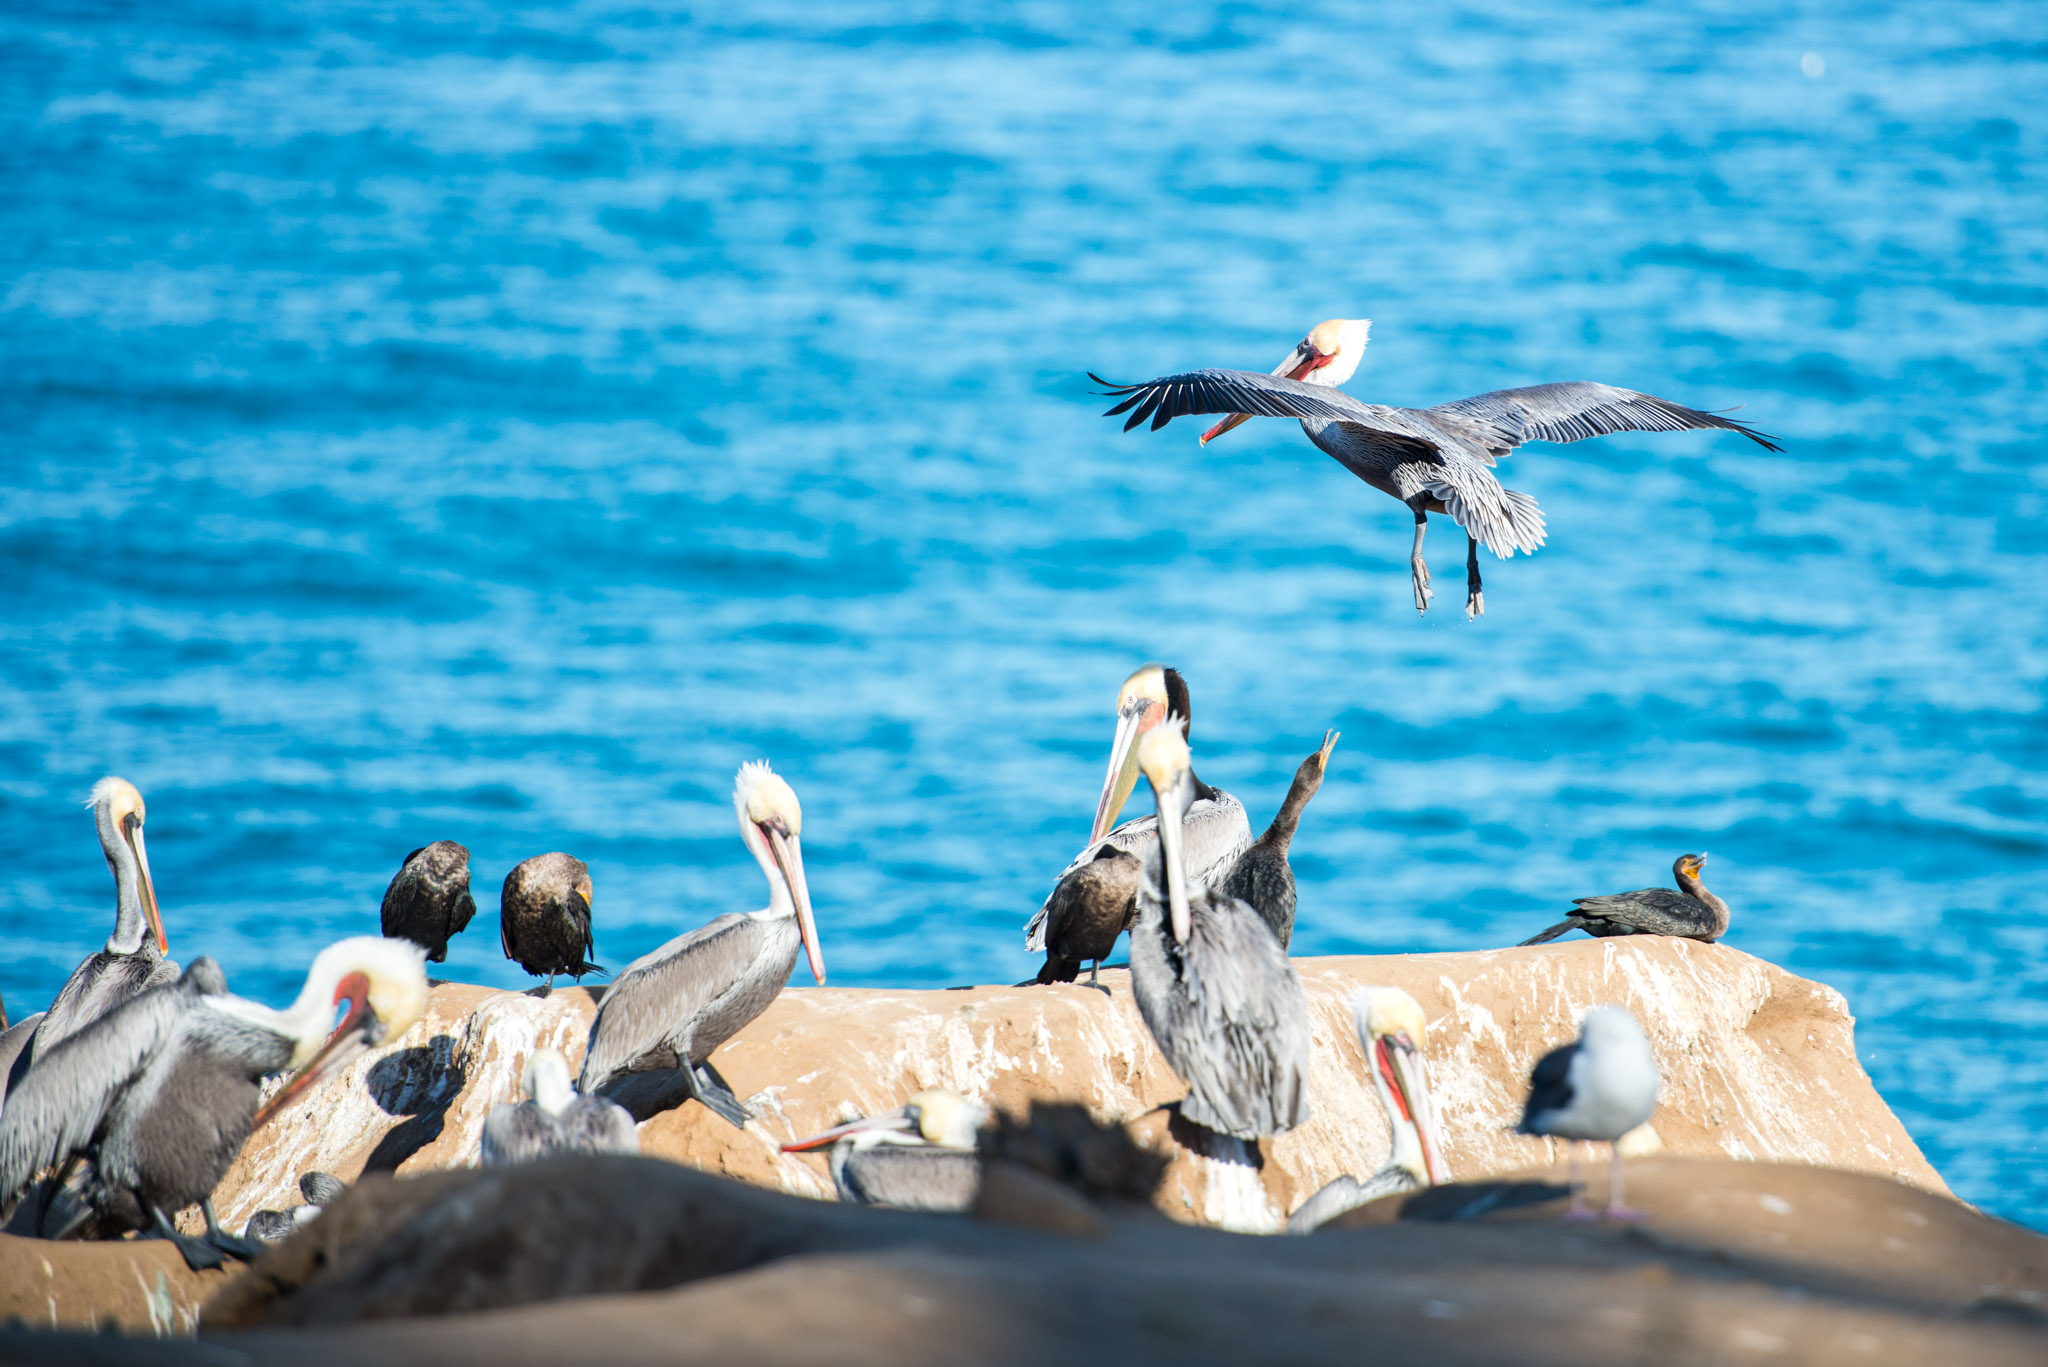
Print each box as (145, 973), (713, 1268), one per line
(1521, 853), (1730, 945)
(1217, 731), (1338, 951)
(480, 1046), (638, 1166)
(1130, 720), (1312, 1140)
(0, 936), (427, 1268)
(244, 1170), (347, 1242)
(9, 778), (178, 1089)
(577, 762), (824, 1129)
(1093, 319), (1781, 618)
(781, 1089), (986, 1212)
(1028, 665), (1251, 989)
(381, 840), (477, 963)
(500, 852), (605, 992)
(1518, 1004), (1661, 1221)
(1287, 986), (1447, 1233)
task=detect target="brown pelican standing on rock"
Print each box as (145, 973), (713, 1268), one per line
(244, 1170), (347, 1243)
(1028, 665), (1251, 989)
(480, 1047), (638, 1166)
(577, 762), (824, 1129)
(1287, 986), (1446, 1233)
(1521, 853), (1731, 945)
(0, 936), (427, 1269)
(1217, 731), (1339, 951)
(1518, 1005), (1661, 1221)
(1093, 319), (1781, 618)
(9, 778), (178, 1089)
(782, 1089), (987, 1212)
(1131, 720), (1312, 1141)
(381, 840), (477, 962)
(500, 853), (605, 992)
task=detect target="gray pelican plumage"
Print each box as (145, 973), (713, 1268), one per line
(1217, 731), (1338, 952)
(381, 840), (477, 963)
(1094, 319), (1781, 618)
(9, 778), (178, 1090)
(1287, 986), (1447, 1233)
(243, 1169), (347, 1242)
(0, 936), (427, 1268)
(1521, 852), (1731, 945)
(1130, 720), (1312, 1141)
(1028, 664), (1251, 989)
(480, 1046), (638, 1166)
(1518, 1004), (1661, 1220)
(500, 852), (605, 991)
(782, 1089), (986, 1212)
(577, 761), (823, 1129)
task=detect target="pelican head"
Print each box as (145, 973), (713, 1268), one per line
(1202, 318), (1372, 444)
(88, 776), (166, 957)
(523, 1046), (577, 1117)
(779, 1088), (987, 1155)
(1137, 719), (1196, 944)
(251, 936), (430, 1128)
(1352, 986), (1447, 1186)
(1088, 662), (1190, 844)
(736, 761), (824, 985)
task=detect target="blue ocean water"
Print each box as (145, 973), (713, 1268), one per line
(2, 2), (2044, 1223)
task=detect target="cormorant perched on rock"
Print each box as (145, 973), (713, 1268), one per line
(380, 840), (476, 963)
(1520, 853), (1730, 946)
(500, 853), (605, 992)
(1217, 731), (1338, 951)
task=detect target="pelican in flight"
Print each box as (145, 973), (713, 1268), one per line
(1521, 852), (1731, 945)
(381, 840), (477, 963)
(577, 762), (823, 1128)
(481, 1046), (638, 1166)
(781, 1089), (986, 1212)
(1131, 720), (1311, 1140)
(1287, 986), (1447, 1233)
(0, 936), (427, 1268)
(1217, 731), (1338, 951)
(1028, 665), (1250, 989)
(1094, 319), (1781, 618)
(9, 778), (178, 1091)
(1519, 1005), (1661, 1221)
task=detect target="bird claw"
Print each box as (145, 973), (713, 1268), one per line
(1411, 564), (1433, 615)
(1466, 588), (1484, 620)
(1603, 1204), (1651, 1223)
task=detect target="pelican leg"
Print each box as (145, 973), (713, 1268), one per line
(1603, 1144), (1648, 1222)
(1464, 535), (1484, 620)
(148, 1203), (226, 1272)
(688, 1063), (752, 1130)
(1406, 499), (1433, 614)
(202, 1195), (267, 1262)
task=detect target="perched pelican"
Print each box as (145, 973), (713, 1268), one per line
(480, 1046), (637, 1166)
(0, 1012), (41, 1115)
(1521, 853), (1730, 945)
(381, 840), (477, 963)
(500, 853), (605, 991)
(1287, 986), (1446, 1233)
(1518, 1005), (1661, 1220)
(1029, 665), (1251, 988)
(781, 1089), (986, 1212)
(577, 762), (824, 1129)
(9, 778), (178, 1087)
(1217, 731), (1339, 951)
(1130, 720), (1311, 1140)
(244, 1170), (346, 1243)
(1094, 320), (1780, 617)
(0, 937), (427, 1268)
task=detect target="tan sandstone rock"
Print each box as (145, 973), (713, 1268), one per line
(206, 937), (1940, 1239)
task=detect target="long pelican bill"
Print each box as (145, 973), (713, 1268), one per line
(1151, 768), (1192, 945)
(251, 973), (376, 1129)
(768, 826), (824, 984)
(780, 1107), (915, 1153)
(128, 822), (167, 954)
(1379, 1033), (1447, 1186)
(1090, 696), (1167, 844)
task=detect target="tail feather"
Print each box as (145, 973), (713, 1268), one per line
(1034, 955), (1081, 985)
(1518, 919), (1581, 946)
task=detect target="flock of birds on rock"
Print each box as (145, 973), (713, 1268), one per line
(0, 320), (1768, 1261)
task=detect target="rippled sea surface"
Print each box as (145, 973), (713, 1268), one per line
(3, 2), (2044, 1223)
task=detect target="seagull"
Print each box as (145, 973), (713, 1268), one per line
(1518, 1004), (1661, 1220)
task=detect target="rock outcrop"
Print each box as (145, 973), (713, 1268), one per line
(207, 938), (1941, 1238)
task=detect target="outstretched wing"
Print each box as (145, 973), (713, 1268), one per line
(1430, 382), (1782, 453)
(1092, 369), (1442, 458)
